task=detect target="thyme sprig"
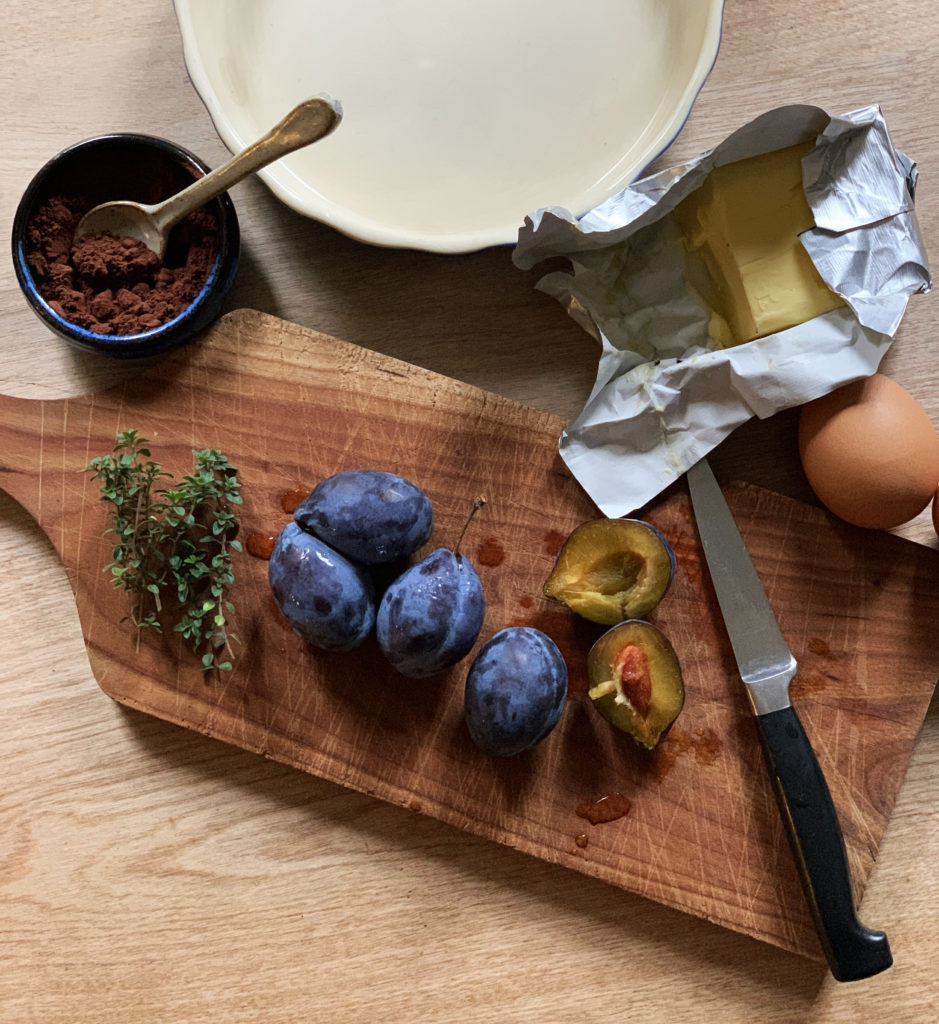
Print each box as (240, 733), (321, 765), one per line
(85, 430), (243, 674)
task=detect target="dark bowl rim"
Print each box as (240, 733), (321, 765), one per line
(11, 131), (240, 352)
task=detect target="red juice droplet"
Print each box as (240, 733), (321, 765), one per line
(575, 792), (632, 825)
(280, 484), (309, 514)
(543, 529), (566, 557)
(476, 537), (505, 567)
(245, 531), (278, 560)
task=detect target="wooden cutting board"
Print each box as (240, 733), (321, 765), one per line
(2, 309), (937, 961)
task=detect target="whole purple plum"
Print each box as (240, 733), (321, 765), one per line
(269, 521), (375, 651)
(295, 469), (433, 565)
(375, 548), (485, 678)
(464, 627), (568, 757)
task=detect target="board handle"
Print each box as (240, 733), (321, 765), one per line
(756, 705), (893, 981)
(0, 391), (60, 515)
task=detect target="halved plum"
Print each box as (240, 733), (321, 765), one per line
(543, 518), (676, 625)
(587, 620), (684, 748)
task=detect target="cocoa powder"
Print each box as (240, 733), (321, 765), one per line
(25, 194), (218, 335)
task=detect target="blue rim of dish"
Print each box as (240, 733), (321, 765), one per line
(631, 3), (725, 188)
(12, 133), (240, 354)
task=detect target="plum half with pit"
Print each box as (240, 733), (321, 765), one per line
(295, 469), (433, 565)
(587, 620), (684, 748)
(269, 521), (376, 651)
(543, 518), (676, 625)
(464, 627), (568, 757)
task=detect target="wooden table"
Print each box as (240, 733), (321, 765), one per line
(2, 2), (937, 1021)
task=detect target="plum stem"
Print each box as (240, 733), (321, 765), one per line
(454, 496), (486, 556)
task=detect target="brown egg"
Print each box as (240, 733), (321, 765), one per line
(798, 374), (939, 530)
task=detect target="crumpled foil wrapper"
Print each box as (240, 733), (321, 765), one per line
(513, 104), (931, 518)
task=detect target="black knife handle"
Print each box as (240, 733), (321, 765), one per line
(755, 705), (892, 981)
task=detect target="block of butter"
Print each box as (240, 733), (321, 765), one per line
(673, 141), (845, 347)
(513, 104), (930, 517)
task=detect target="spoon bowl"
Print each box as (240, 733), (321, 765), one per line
(75, 200), (166, 255)
(76, 95), (342, 260)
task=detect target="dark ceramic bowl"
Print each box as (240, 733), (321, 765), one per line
(12, 133), (240, 358)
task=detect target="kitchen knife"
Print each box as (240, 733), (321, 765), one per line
(685, 457), (892, 982)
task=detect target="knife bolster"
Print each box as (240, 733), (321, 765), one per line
(744, 663), (796, 715)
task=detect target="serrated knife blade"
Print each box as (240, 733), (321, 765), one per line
(686, 457), (892, 982)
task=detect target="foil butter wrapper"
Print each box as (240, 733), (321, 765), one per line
(513, 104), (931, 518)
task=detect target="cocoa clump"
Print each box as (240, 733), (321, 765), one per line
(25, 194), (218, 336)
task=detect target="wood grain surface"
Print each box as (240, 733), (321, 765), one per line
(3, 2), (939, 1022)
(1, 308), (936, 964)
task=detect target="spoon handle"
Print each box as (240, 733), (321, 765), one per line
(149, 95), (342, 236)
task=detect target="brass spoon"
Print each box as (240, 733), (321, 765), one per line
(75, 95), (342, 259)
